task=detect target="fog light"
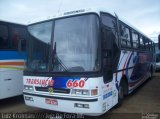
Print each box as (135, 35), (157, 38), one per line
(75, 103), (83, 108)
(83, 104), (89, 109)
(24, 96), (34, 101)
(74, 103), (89, 109)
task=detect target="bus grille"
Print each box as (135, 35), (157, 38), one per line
(35, 87), (70, 94)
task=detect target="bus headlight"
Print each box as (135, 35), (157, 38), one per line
(71, 89), (90, 95)
(82, 90), (90, 95)
(24, 85), (34, 91)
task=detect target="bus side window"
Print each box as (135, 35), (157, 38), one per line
(132, 31), (139, 49)
(147, 40), (151, 51)
(11, 26), (26, 51)
(140, 36), (145, 50)
(120, 24), (131, 48)
(144, 40), (151, 51)
(0, 25), (9, 49)
(12, 31), (19, 49)
(150, 41), (152, 51)
(101, 13), (118, 45)
(146, 42), (150, 51)
(153, 42), (155, 52)
(143, 38), (150, 51)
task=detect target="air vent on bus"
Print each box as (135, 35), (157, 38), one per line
(35, 87), (70, 94)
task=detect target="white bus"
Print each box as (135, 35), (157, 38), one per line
(23, 8), (156, 115)
(0, 20), (27, 99)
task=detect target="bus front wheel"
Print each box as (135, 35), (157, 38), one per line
(117, 80), (125, 107)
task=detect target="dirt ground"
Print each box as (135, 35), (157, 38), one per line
(0, 73), (160, 119)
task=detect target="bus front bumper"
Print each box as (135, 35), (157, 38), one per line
(23, 92), (104, 116)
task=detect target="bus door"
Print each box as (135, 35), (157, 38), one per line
(101, 13), (121, 110)
(102, 28), (120, 109)
(102, 28), (114, 110)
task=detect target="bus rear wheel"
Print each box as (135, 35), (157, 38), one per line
(149, 66), (154, 79)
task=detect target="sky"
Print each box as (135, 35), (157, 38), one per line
(0, 0), (160, 42)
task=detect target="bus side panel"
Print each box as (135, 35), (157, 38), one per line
(116, 50), (153, 94)
(0, 51), (26, 99)
(0, 70), (23, 99)
(116, 50), (135, 88)
(128, 51), (152, 92)
(101, 74), (118, 112)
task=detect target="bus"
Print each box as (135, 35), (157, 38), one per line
(0, 20), (27, 99)
(23, 8), (156, 116)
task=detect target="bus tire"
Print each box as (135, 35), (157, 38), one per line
(150, 66), (153, 79)
(117, 79), (125, 107)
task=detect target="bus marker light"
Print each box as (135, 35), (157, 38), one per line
(91, 89), (98, 96)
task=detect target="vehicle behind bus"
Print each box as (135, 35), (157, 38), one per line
(23, 8), (156, 116)
(0, 20), (27, 99)
(156, 35), (160, 71)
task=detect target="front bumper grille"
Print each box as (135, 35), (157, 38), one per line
(35, 87), (70, 94)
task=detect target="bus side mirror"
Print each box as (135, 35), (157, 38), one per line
(158, 34), (160, 49)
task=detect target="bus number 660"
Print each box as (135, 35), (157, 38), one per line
(66, 80), (85, 88)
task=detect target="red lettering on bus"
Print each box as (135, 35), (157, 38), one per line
(26, 78), (54, 87)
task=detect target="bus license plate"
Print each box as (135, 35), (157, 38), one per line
(45, 98), (58, 105)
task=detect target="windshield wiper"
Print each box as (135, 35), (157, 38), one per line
(52, 42), (70, 73)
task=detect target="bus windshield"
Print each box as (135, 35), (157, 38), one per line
(27, 14), (100, 72)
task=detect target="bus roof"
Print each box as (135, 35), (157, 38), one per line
(0, 19), (26, 26)
(28, 7), (153, 42)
